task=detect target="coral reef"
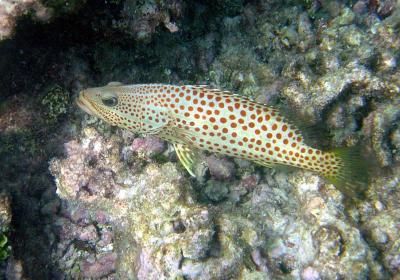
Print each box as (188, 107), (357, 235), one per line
(131, 135), (166, 158)
(0, 0), (51, 41)
(49, 128), (387, 279)
(0, 193), (11, 234)
(0, 193), (11, 263)
(117, 0), (184, 42)
(0, 0), (399, 278)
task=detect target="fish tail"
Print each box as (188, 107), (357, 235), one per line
(322, 146), (370, 198)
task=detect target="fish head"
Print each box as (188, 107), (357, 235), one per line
(76, 82), (139, 128)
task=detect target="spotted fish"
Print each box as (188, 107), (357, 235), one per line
(77, 82), (368, 196)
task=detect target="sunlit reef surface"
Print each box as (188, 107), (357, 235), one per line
(0, 0), (399, 279)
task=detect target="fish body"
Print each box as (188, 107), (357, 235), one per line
(77, 82), (368, 196)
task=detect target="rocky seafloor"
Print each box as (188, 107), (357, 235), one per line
(0, 0), (399, 279)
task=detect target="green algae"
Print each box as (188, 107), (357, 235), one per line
(41, 85), (70, 124)
(0, 234), (10, 261)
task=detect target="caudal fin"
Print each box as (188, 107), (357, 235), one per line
(323, 146), (370, 198)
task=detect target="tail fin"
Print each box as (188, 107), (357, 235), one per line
(323, 146), (370, 198)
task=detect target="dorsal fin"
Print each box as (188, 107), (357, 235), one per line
(274, 106), (332, 149)
(107, 81), (124, 86)
(188, 85), (245, 99)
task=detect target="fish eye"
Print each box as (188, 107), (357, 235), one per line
(101, 95), (118, 107)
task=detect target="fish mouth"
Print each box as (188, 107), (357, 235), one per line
(76, 91), (96, 116)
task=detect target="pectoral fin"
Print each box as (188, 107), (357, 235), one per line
(173, 143), (196, 177)
(141, 113), (172, 135)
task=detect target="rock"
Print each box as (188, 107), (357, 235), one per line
(204, 179), (230, 202)
(40, 198), (60, 217)
(377, 0), (397, 18)
(78, 225), (98, 242)
(131, 135), (166, 157)
(363, 101), (400, 167)
(206, 155), (236, 180)
(5, 257), (24, 280)
(251, 249), (269, 272)
(118, 0), (185, 42)
(0, 193), (12, 233)
(81, 252), (117, 278)
(0, 0), (52, 41)
(302, 266), (321, 280)
(384, 240), (400, 275)
(353, 1), (369, 15)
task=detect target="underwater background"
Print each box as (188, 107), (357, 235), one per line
(0, 0), (399, 279)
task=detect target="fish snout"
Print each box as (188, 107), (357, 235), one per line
(76, 90), (95, 116)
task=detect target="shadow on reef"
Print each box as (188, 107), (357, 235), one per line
(0, 0), (248, 277)
(0, 1), (119, 277)
(0, 0), (110, 102)
(0, 97), (69, 278)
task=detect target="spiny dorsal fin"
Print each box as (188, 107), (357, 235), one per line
(107, 81), (124, 86)
(275, 107), (331, 149)
(188, 85), (244, 99)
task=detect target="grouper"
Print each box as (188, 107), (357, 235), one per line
(77, 82), (368, 196)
